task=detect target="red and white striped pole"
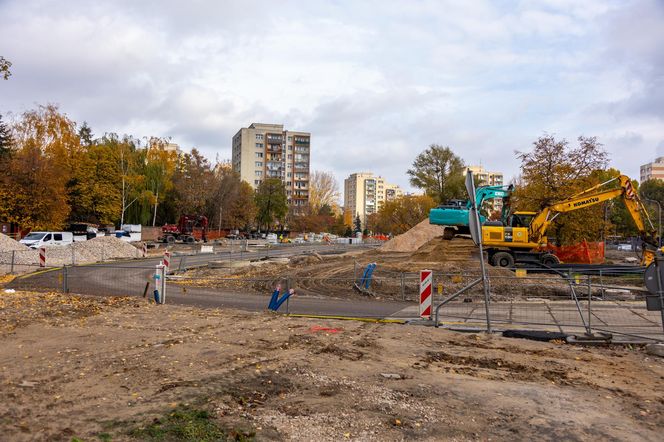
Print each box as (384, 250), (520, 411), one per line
(163, 249), (171, 273)
(419, 269), (433, 319)
(39, 247), (46, 267)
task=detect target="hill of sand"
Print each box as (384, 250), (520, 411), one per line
(379, 218), (446, 252)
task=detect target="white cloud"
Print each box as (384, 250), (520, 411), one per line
(0, 0), (662, 195)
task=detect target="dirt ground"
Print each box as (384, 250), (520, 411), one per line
(178, 238), (643, 302)
(1, 291), (662, 441)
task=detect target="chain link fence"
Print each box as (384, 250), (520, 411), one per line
(4, 255), (662, 341)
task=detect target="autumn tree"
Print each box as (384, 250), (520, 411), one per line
(309, 170), (340, 213)
(160, 149), (216, 223)
(638, 179), (664, 238)
(512, 135), (609, 245)
(207, 166), (257, 231)
(0, 105), (81, 229)
(255, 178), (288, 231)
(0, 114), (11, 159)
(407, 145), (466, 203)
(373, 195), (437, 235)
(0, 56), (11, 80)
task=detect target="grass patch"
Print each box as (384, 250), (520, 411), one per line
(129, 405), (253, 441)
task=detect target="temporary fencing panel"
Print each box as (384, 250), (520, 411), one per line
(544, 240), (605, 264)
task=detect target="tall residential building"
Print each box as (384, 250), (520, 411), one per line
(344, 172), (404, 227)
(640, 157), (664, 183)
(465, 165), (505, 211)
(465, 165), (504, 186)
(232, 123), (311, 208)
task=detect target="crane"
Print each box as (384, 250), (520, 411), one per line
(484, 175), (659, 267)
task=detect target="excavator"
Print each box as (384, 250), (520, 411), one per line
(429, 184), (514, 239)
(483, 175), (659, 267)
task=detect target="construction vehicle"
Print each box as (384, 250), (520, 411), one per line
(429, 184), (514, 239)
(161, 215), (209, 244)
(483, 175), (659, 267)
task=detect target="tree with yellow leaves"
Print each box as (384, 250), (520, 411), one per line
(512, 135), (609, 245)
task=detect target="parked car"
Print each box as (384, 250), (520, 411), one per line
(617, 243), (632, 251)
(20, 231), (74, 248)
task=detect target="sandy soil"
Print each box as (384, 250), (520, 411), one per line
(0, 291), (662, 441)
(177, 239), (642, 302)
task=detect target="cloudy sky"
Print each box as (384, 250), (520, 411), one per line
(1, 0), (662, 192)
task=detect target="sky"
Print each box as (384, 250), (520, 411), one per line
(1, 0), (663, 193)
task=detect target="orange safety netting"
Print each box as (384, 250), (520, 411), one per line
(542, 240), (605, 264)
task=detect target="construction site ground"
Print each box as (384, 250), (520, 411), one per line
(0, 291), (662, 441)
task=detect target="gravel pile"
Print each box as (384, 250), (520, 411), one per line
(0, 235), (141, 266)
(0, 234), (30, 252)
(379, 218), (446, 253)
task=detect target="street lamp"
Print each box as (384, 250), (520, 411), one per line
(643, 198), (662, 247)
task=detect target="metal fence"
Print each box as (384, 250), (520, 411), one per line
(5, 256), (663, 342)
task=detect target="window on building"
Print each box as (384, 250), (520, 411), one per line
(255, 161), (263, 167)
(287, 136), (292, 141)
(288, 145), (292, 150)
(256, 143), (264, 148)
(287, 172), (292, 177)
(256, 134), (264, 140)
(255, 152), (263, 158)
(255, 170), (262, 177)
(288, 154), (293, 159)
(255, 179), (261, 185)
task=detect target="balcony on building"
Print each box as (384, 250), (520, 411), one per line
(294, 137), (310, 145)
(294, 163), (309, 171)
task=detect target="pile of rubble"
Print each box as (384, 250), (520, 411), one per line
(379, 218), (446, 253)
(0, 234), (142, 267)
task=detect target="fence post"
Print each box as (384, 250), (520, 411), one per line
(154, 263), (166, 304)
(71, 245), (75, 266)
(286, 277), (292, 314)
(587, 274), (592, 334)
(62, 265), (68, 293)
(10, 250), (15, 274)
(400, 272), (405, 301)
(353, 261), (358, 284)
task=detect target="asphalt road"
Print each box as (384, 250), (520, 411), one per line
(10, 243), (413, 319)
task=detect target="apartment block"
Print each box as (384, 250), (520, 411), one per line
(344, 172), (404, 228)
(640, 157), (664, 183)
(465, 165), (504, 186)
(232, 123), (311, 208)
(465, 165), (505, 211)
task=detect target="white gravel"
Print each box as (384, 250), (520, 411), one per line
(0, 235), (142, 268)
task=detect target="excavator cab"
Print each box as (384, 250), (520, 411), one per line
(507, 211), (536, 228)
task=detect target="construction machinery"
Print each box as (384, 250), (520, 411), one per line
(161, 215), (209, 244)
(483, 175), (659, 267)
(429, 184), (514, 239)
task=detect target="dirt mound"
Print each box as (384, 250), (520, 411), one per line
(0, 234), (30, 252)
(380, 219), (445, 253)
(410, 236), (476, 262)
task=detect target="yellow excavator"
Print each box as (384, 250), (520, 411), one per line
(483, 175), (660, 267)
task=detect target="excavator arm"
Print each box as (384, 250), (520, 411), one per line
(528, 175), (657, 251)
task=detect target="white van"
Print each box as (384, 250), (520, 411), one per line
(20, 231), (74, 248)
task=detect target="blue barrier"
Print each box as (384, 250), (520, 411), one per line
(268, 285), (294, 311)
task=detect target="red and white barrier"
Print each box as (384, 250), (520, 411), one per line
(39, 247), (46, 267)
(419, 269), (433, 319)
(142, 243), (148, 258)
(163, 250), (171, 273)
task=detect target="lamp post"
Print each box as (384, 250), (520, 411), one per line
(643, 198), (662, 247)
